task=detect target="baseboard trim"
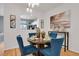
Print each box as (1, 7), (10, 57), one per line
(68, 50), (79, 55)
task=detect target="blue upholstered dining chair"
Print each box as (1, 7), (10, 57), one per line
(28, 33), (36, 38)
(28, 33), (36, 45)
(40, 38), (64, 56)
(16, 35), (38, 56)
(49, 31), (57, 38)
(47, 31), (57, 47)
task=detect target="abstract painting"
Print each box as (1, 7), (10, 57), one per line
(10, 15), (16, 28)
(50, 10), (70, 31)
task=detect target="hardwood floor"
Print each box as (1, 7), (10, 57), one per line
(0, 42), (4, 56)
(2, 48), (79, 56)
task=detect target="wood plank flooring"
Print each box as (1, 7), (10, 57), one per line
(0, 42), (4, 56)
(2, 48), (79, 56)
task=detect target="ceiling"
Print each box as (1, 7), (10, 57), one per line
(0, 3), (63, 13)
(32, 3), (63, 12)
(0, 3), (63, 19)
(24, 3), (63, 13)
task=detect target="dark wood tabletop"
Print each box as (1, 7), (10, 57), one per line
(27, 38), (50, 45)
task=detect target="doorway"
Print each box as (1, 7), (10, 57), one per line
(0, 16), (4, 56)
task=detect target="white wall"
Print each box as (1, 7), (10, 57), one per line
(0, 4), (4, 16)
(0, 16), (3, 33)
(3, 3), (79, 53)
(43, 4), (79, 52)
(4, 4), (44, 50)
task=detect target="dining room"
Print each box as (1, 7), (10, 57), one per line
(0, 3), (79, 56)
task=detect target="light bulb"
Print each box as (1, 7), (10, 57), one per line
(26, 8), (29, 12)
(30, 8), (32, 13)
(32, 4), (35, 8)
(28, 3), (31, 7)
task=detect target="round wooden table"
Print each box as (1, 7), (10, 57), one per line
(27, 38), (50, 56)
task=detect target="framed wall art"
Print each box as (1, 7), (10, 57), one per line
(40, 19), (44, 29)
(50, 10), (71, 32)
(10, 15), (16, 28)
